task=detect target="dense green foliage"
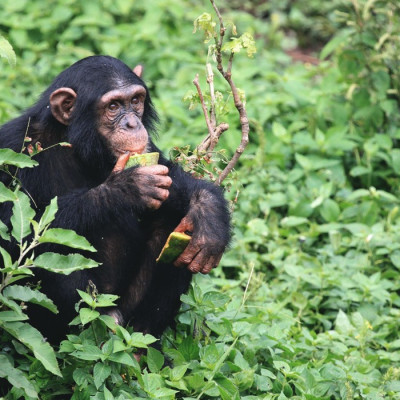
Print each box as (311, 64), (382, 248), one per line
(1, 0), (400, 398)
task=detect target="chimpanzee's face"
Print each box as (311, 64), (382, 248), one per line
(97, 84), (149, 157)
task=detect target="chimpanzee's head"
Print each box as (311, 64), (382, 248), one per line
(36, 56), (158, 173)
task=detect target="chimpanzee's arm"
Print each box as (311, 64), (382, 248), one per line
(8, 154), (171, 237)
(159, 157), (231, 274)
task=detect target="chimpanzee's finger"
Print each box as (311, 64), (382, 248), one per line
(200, 253), (222, 274)
(187, 251), (209, 274)
(174, 216), (194, 234)
(113, 152), (130, 173)
(174, 242), (200, 268)
(147, 198), (163, 210)
(137, 165), (169, 176)
(154, 188), (170, 202)
(153, 175), (172, 189)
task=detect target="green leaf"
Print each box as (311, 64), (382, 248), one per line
(0, 310), (28, 321)
(320, 364), (346, 380)
(3, 285), (58, 313)
(350, 165), (371, 177)
(11, 191), (35, 243)
(0, 247), (13, 269)
(73, 368), (90, 386)
(320, 29), (352, 59)
(71, 345), (104, 361)
(77, 289), (95, 306)
(391, 149), (400, 175)
(99, 314), (118, 331)
(147, 347), (164, 373)
(0, 182), (16, 203)
(193, 13), (216, 42)
(281, 216), (309, 227)
(169, 365), (188, 381)
(130, 332), (158, 348)
(0, 219), (10, 241)
(93, 363), (112, 389)
(79, 308), (100, 325)
(104, 386), (115, 400)
(39, 228), (96, 252)
(108, 352), (139, 368)
(34, 252), (99, 275)
(0, 148), (37, 168)
(320, 199), (340, 222)
(338, 49), (365, 77)
(0, 293), (24, 314)
(0, 354), (37, 398)
(335, 310), (353, 335)
(95, 293), (119, 307)
(0, 321), (61, 376)
(215, 376), (240, 400)
(38, 197), (58, 228)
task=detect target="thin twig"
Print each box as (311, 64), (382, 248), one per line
(207, 63), (217, 128)
(193, 0), (250, 185)
(211, 0), (226, 78)
(198, 122), (229, 151)
(211, 1), (250, 185)
(193, 74), (214, 141)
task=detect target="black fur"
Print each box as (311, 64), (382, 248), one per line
(0, 56), (230, 342)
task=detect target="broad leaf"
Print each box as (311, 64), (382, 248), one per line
(0, 219), (10, 241)
(39, 228), (96, 252)
(34, 252), (99, 275)
(38, 197), (58, 228)
(93, 363), (112, 389)
(0, 310), (28, 321)
(79, 308), (100, 325)
(3, 285), (58, 313)
(0, 148), (37, 168)
(108, 352), (139, 368)
(11, 191), (35, 243)
(71, 345), (104, 361)
(0, 293), (24, 314)
(147, 347), (164, 373)
(0, 181), (17, 203)
(0, 321), (61, 376)
(0, 354), (37, 398)
(0, 247), (12, 269)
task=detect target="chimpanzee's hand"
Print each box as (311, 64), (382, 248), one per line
(173, 214), (226, 274)
(108, 153), (172, 210)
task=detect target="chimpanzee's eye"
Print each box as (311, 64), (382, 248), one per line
(108, 102), (119, 111)
(131, 96), (140, 105)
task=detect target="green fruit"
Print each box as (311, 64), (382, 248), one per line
(156, 232), (191, 263)
(126, 152), (159, 168)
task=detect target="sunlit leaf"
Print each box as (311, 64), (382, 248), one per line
(34, 252), (99, 275)
(0, 321), (61, 376)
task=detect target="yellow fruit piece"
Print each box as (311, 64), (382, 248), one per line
(126, 152), (159, 168)
(156, 232), (191, 263)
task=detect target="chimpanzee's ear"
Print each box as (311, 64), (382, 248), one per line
(133, 64), (143, 78)
(49, 88), (77, 125)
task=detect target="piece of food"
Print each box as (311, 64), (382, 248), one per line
(126, 152), (159, 168)
(156, 232), (191, 263)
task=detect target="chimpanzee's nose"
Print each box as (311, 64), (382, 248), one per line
(125, 114), (139, 130)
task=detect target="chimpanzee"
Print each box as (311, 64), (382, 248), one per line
(0, 56), (230, 342)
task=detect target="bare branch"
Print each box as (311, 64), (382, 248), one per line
(211, 0), (226, 78)
(207, 63), (217, 129)
(192, 0), (250, 185)
(193, 74), (214, 146)
(210, 1), (250, 185)
(198, 122), (229, 151)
